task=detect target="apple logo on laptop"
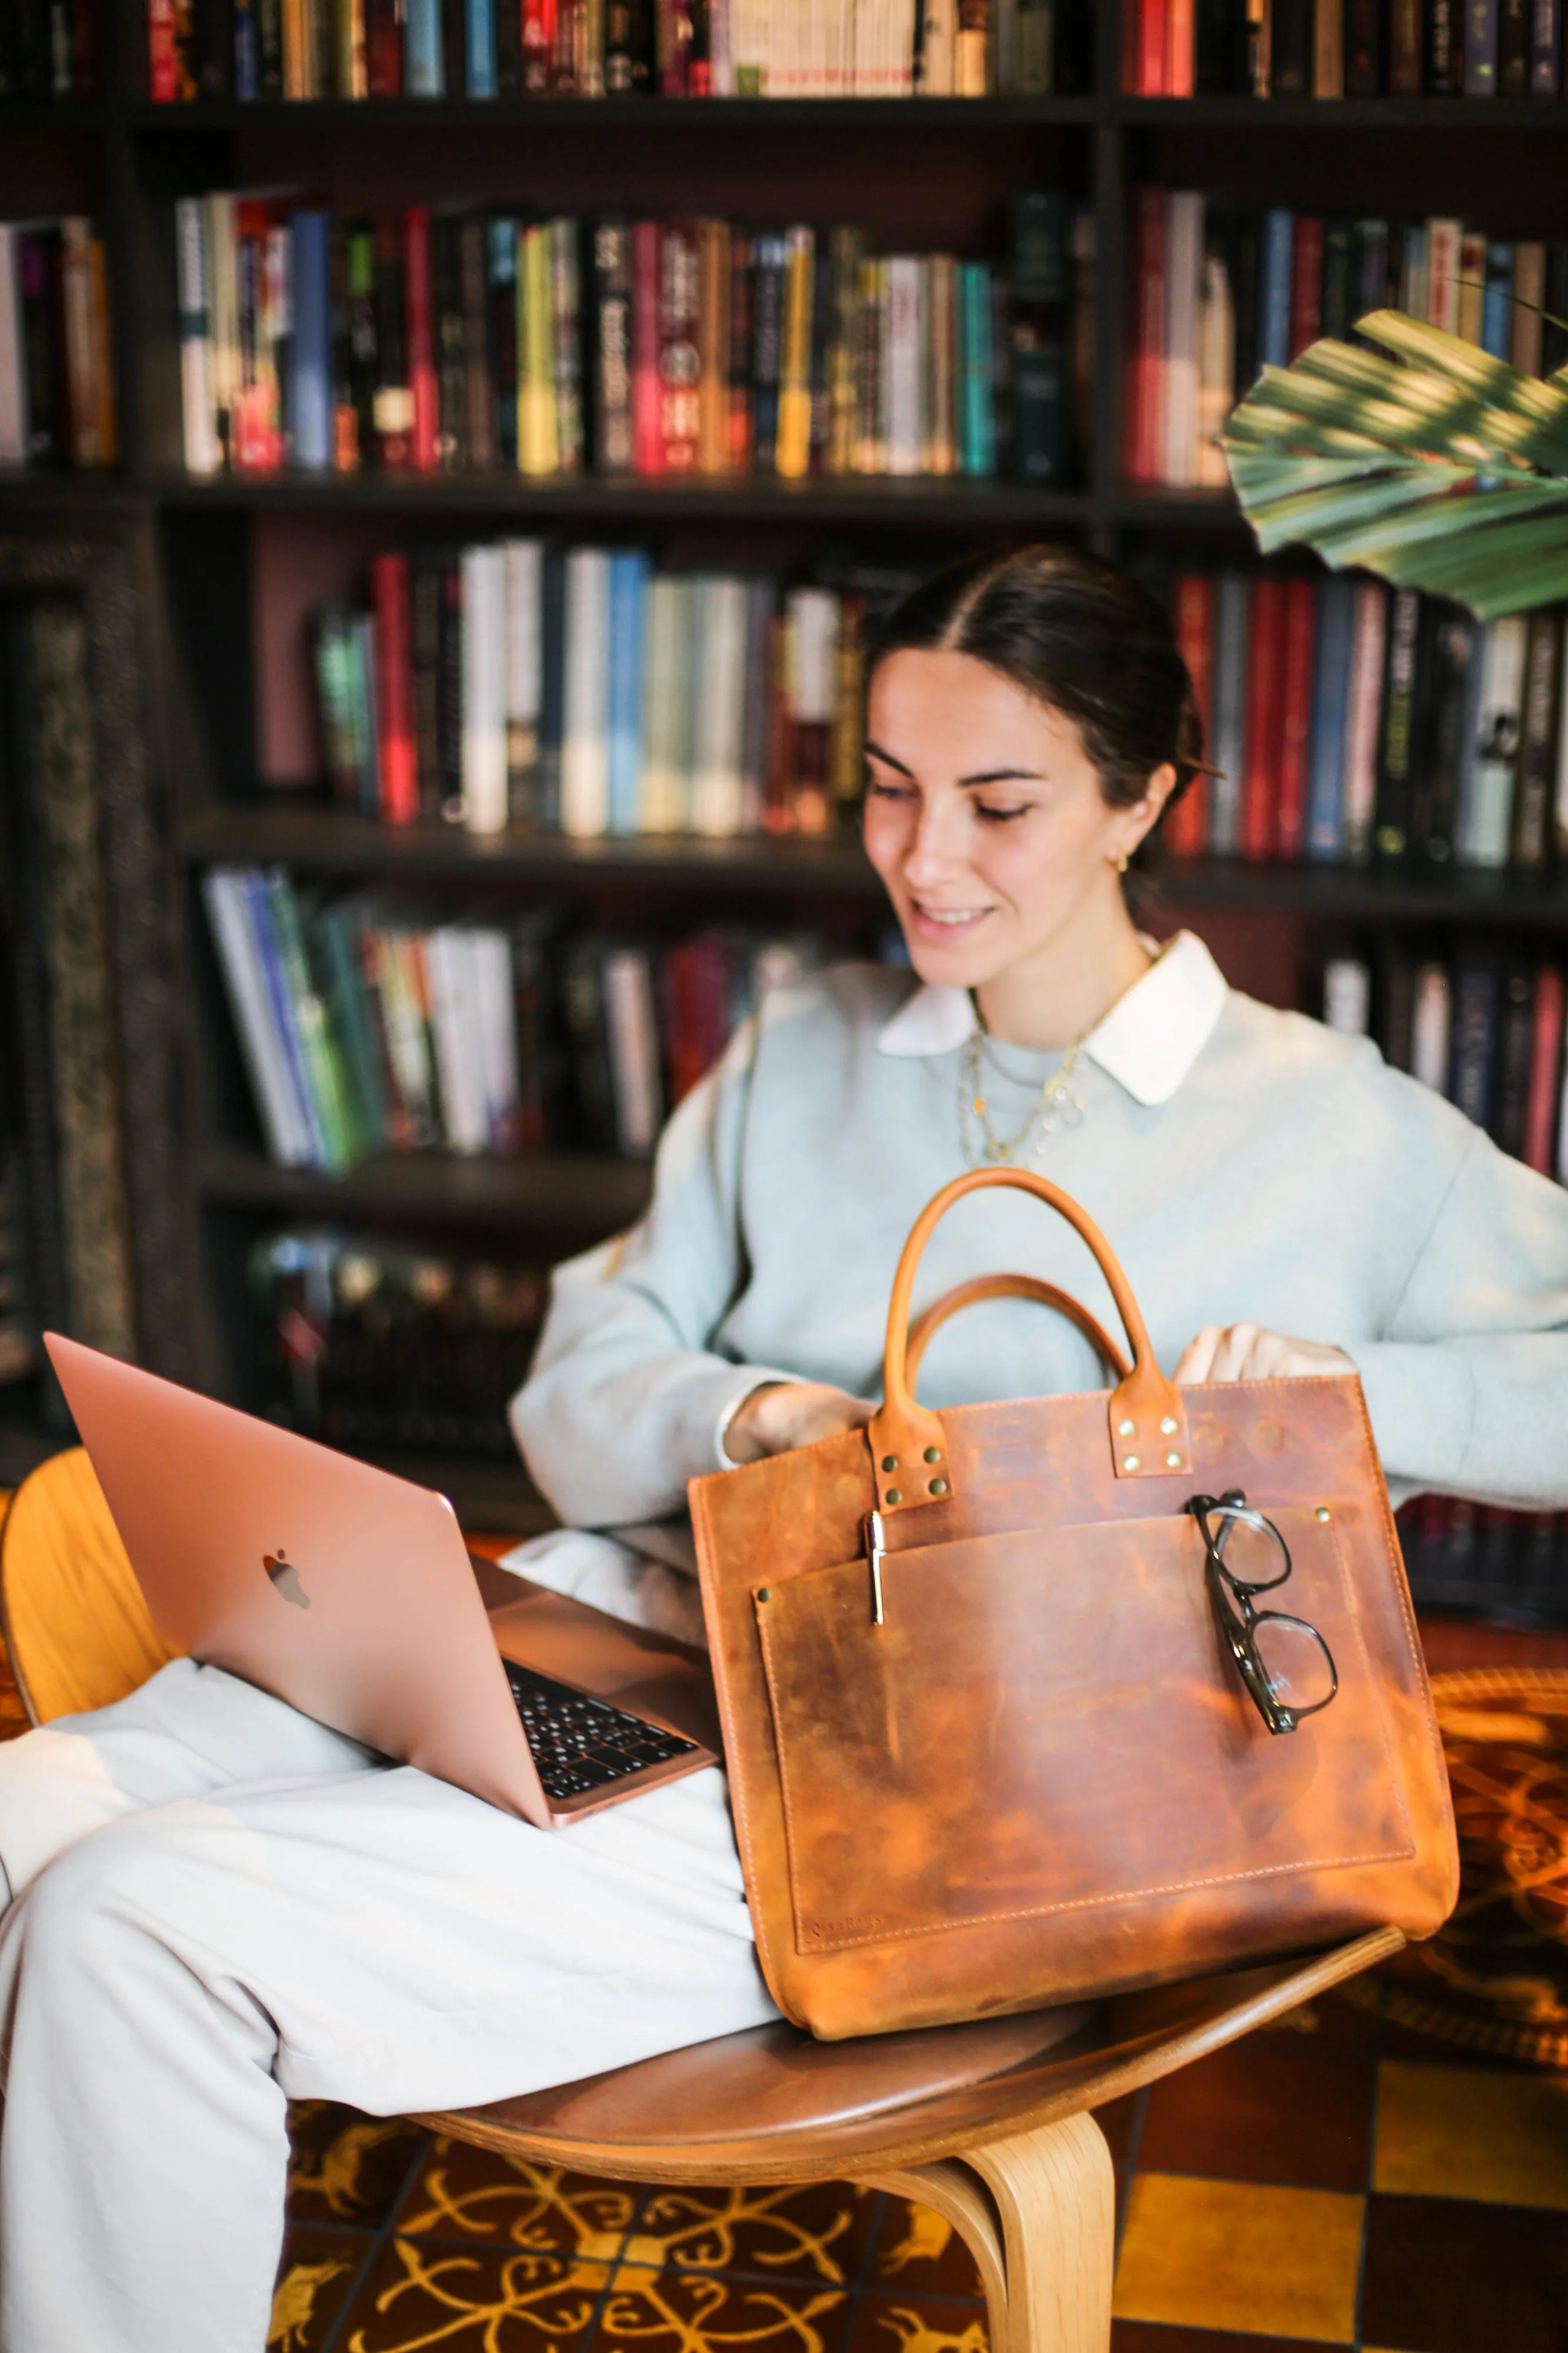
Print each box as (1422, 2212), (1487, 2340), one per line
(263, 1547), (311, 1610)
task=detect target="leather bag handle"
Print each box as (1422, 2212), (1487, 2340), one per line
(866, 1166), (1190, 1517)
(905, 1275), (1132, 1391)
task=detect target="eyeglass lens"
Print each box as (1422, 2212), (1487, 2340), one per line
(1210, 1507), (1291, 1591)
(1249, 1614), (1337, 1716)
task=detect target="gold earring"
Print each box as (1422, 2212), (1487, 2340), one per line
(1110, 851), (1129, 874)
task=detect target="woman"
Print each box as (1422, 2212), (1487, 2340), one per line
(0, 545), (1562, 2353)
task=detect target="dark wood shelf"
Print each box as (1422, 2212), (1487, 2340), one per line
(179, 806), (1568, 926)
(145, 469), (1090, 525)
(1115, 92), (1568, 126)
(1149, 856), (1568, 926)
(120, 94), (1097, 128)
(196, 1142), (654, 1228)
(180, 800), (884, 889)
(1112, 486), (1245, 529)
(12, 91), (1568, 133)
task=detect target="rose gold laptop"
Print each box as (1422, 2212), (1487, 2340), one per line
(44, 1334), (719, 1828)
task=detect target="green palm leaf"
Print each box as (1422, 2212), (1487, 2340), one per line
(1220, 308), (1568, 617)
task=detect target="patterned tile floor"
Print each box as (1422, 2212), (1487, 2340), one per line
(268, 1993), (1568, 2353)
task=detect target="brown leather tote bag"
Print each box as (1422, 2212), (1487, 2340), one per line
(689, 1165), (1459, 2040)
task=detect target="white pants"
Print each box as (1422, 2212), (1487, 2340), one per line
(0, 1533), (776, 2353)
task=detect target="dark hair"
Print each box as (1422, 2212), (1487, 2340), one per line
(869, 543), (1204, 828)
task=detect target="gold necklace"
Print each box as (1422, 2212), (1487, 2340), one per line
(958, 1022), (1088, 1168)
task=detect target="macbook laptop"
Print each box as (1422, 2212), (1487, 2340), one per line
(44, 1333), (720, 1828)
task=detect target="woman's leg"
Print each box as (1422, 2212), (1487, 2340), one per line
(0, 1753), (773, 2353)
(0, 1656), (381, 1904)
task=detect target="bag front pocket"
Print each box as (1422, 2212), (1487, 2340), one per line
(752, 1504), (1413, 1957)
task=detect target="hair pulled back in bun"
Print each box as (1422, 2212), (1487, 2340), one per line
(870, 542), (1205, 831)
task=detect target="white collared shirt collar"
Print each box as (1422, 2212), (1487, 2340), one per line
(873, 929), (1227, 1108)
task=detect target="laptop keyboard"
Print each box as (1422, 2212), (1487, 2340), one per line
(503, 1661), (700, 1802)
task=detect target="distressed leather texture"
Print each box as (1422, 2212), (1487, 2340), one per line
(689, 1168), (1459, 2041)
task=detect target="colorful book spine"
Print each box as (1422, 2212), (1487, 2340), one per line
(371, 550), (419, 825)
(466, 0), (498, 91)
(405, 0), (443, 88)
(1466, 0), (1500, 88)
(1304, 576), (1356, 859)
(1240, 574), (1286, 861)
(288, 210), (332, 471)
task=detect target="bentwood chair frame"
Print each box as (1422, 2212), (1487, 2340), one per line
(0, 1447), (1402, 2353)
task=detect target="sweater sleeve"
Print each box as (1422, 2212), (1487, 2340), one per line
(509, 1015), (798, 1529)
(1347, 1125), (1568, 1509)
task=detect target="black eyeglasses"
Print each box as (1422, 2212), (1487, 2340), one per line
(1188, 1490), (1339, 1737)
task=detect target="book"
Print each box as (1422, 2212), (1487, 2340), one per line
(1125, 188), (1167, 485)
(1209, 570), (1250, 854)
(1450, 954), (1500, 1134)
(606, 550), (650, 834)
(1239, 573), (1286, 861)
(561, 547), (612, 838)
(1410, 960), (1453, 1093)
(1345, 0), (1381, 88)
(1512, 606), (1562, 865)
(1275, 575), (1318, 859)
(1373, 587), (1423, 860)
(461, 542), (508, 836)
(1523, 967), (1565, 1174)
(1166, 573), (1213, 856)
(370, 551), (418, 825)
(1343, 578), (1389, 862)
(1323, 955), (1371, 1034)
(1465, 0), (1499, 86)
(1500, 0), (1532, 85)
(1163, 191), (1204, 488)
(1457, 615), (1527, 866)
(1305, 574), (1357, 859)
(1412, 603), (1477, 866)
(1493, 959), (1535, 1156)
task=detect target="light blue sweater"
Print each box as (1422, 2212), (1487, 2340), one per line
(512, 935), (1568, 1528)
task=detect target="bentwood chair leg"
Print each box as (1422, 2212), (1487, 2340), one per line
(872, 2113), (1116, 2353)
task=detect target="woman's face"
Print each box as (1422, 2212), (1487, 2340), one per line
(861, 647), (1168, 994)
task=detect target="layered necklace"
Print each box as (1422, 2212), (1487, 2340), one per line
(958, 1016), (1089, 1168)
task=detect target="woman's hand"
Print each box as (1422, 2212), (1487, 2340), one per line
(1174, 1324), (1356, 1385)
(723, 1381), (876, 1464)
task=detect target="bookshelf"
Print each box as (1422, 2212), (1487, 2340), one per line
(6, 2), (1568, 1535)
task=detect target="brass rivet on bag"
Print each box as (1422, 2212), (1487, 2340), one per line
(756, 1587), (772, 1602)
(885, 1488), (902, 1505)
(929, 1478), (949, 1497)
(1123, 1454), (1140, 1472)
(923, 1447), (941, 1463)
(881, 1455), (898, 1472)
(1315, 1506), (1332, 1522)
(1160, 1416), (1179, 1435)
(1166, 1451), (1183, 1468)
(1117, 1418), (1136, 1437)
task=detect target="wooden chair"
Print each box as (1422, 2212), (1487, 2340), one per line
(0, 1446), (1402, 2353)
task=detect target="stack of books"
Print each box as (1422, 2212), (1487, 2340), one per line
(1126, 0), (1565, 98)
(175, 193), (1083, 485)
(1166, 571), (1568, 870)
(0, 218), (118, 470)
(310, 539), (904, 838)
(1, 5), (100, 99)
(149, 0), (1087, 103)
(249, 1228), (546, 1458)
(1127, 198), (1568, 490)
(202, 864), (830, 1168)
(1322, 948), (1568, 1177)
